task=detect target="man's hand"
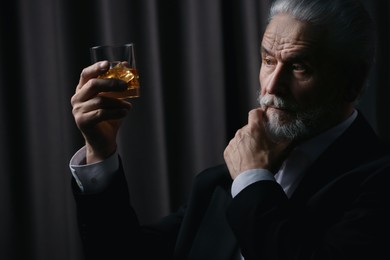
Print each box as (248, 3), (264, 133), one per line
(71, 61), (132, 163)
(223, 108), (290, 179)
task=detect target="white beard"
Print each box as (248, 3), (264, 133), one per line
(258, 93), (341, 142)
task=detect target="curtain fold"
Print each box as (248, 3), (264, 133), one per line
(0, 0), (388, 259)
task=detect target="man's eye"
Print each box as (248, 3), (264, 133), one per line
(263, 58), (274, 65)
(292, 63), (306, 72)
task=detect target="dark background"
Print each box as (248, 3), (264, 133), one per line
(0, 0), (389, 259)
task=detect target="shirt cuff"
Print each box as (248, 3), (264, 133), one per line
(69, 146), (120, 193)
(231, 169), (276, 198)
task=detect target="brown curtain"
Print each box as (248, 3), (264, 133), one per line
(0, 0), (388, 259)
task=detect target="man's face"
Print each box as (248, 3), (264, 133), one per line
(258, 14), (351, 142)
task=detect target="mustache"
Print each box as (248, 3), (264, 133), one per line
(258, 94), (299, 111)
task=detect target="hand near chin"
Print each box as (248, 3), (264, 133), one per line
(223, 108), (291, 180)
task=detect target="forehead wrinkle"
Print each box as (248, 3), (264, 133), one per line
(261, 14), (326, 62)
(262, 34), (313, 61)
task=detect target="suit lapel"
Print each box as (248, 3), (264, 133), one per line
(188, 186), (238, 260)
(173, 164), (237, 260)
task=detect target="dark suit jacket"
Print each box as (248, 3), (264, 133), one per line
(73, 112), (390, 260)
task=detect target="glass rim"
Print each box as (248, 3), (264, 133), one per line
(90, 43), (134, 50)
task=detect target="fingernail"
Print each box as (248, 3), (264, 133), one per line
(99, 61), (109, 70)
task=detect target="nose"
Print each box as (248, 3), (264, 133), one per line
(260, 63), (289, 96)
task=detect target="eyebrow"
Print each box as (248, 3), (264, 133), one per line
(260, 46), (272, 55)
(261, 45), (310, 62)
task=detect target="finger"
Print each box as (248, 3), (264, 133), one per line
(248, 108), (264, 128)
(74, 102), (131, 129)
(72, 78), (128, 104)
(72, 96), (132, 118)
(228, 128), (245, 149)
(77, 61), (110, 89)
(82, 107), (130, 126)
(223, 145), (237, 178)
(72, 96), (131, 124)
(79, 96), (132, 113)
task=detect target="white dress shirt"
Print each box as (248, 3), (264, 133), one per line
(70, 146), (119, 193)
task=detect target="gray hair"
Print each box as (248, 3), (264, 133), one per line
(269, 0), (376, 76)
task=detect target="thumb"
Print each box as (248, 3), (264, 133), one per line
(247, 108), (264, 128)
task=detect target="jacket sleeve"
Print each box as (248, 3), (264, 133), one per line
(226, 162), (390, 260)
(72, 161), (184, 260)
